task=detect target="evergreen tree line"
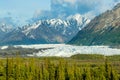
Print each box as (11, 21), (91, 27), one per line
(0, 57), (119, 80)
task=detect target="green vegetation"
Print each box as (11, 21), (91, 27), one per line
(68, 27), (120, 46)
(106, 55), (120, 61)
(0, 54), (120, 80)
(71, 54), (105, 61)
(68, 3), (120, 46)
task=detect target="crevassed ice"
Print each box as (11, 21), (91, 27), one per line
(32, 44), (120, 57)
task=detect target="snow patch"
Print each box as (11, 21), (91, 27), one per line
(22, 21), (41, 36)
(0, 46), (8, 50)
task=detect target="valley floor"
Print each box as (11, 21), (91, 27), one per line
(0, 56), (120, 80)
(0, 44), (120, 79)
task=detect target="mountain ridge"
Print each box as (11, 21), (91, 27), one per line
(0, 14), (90, 45)
(68, 3), (120, 46)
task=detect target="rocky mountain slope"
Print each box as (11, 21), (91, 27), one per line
(69, 3), (120, 46)
(0, 14), (90, 45)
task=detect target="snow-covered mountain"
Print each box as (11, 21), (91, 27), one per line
(0, 14), (90, 45)
(0, 17), (15, 39)
(0, 24), (13, 33)
(69, 3), (120, 46)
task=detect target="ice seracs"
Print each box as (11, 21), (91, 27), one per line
(32, 44), (120, 57)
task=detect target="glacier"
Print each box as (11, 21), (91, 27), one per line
(1, 44), (119, 57)
(32, 44), (120, 57)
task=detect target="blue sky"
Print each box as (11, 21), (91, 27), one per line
(0, 0), (50, 19)
(0, 0), (120, 25)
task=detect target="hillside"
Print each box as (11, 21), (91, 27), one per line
(68, 3), (120, 46)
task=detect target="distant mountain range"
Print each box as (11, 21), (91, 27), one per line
(2, 3), (120, 46)
(68, 3), (120, 46)
(0, 14), (90, 45)
(0, 17), (16, 39)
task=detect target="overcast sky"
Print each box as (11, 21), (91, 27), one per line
(0, 0), (120, 25)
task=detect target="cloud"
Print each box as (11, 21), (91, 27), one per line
(33, 10), (41, 18)
(64, 0), (76, 4)
(32, 0), (120, 20)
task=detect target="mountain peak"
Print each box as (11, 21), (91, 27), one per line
(67, 14), (90, 27)
(0, 14), (90, 45)
(113, 3), (120, 10)
(69, 4), (120, 46)
(67, 14), (82, 20)
(72, 14), (82, 20)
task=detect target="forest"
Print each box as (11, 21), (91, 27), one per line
(0, 54), (120, 80)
